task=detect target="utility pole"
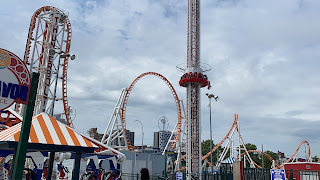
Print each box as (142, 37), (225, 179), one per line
(206, 93), (218, 171)
(262, 144), (264, 168)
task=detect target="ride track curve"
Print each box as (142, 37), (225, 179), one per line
(201, 114), (239, 162)
(200, 115), (312, 169)
(240, 140), (311, 169)
(175, 114), (239, 170)
(240, 150), (281, 169)
(281, 140), (311, 167)
(121, 72), (182, 151)
(23, 6), (73, 127)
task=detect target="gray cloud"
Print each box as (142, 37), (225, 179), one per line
(285, 110), (304, 117)
(1, 0), (320, 159)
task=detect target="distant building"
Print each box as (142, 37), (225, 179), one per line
(154, 130), (172, 152)
(87, 128), (134, 148)
(88, 128), (104, 141)
(111, 130), (135, 147)
(277, 151), (285, 159)
(134, 146), (161, 154)
(277, 151), (287, 165)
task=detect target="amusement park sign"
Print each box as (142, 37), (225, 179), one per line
(0, 48), (31, 111)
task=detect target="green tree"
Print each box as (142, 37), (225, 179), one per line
(201, 139), (224, 164)
(312, 156), (319, 162)
(243, 143), (257, 151)
(201, 139), (213, 156)
(240, 143), (260, 167)
(262, 150), (278, 168)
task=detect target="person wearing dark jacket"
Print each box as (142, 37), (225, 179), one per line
(140, 168), (150, 180)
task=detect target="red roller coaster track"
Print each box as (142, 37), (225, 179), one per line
(201, 114), (312, 168)
(121, 72), (182, 151)
(281, 140), (311, 167)
(240, 150), (281, 169)
(201, 114), (239, 161)
(24, 6), (73, 127)
(240, 140), (311, 169)
(0, 6), (73, 128)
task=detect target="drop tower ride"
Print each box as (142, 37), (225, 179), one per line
(178, 0), (210, 178)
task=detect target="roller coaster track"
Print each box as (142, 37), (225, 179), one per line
(201, 114), (238, 161)
(24, 6), (73, 127)
(240, 150), (280, 169)
(280, 140), (311, 167)
(201, 114), (312, 169)
(174, 114), (239, 167)
(121, 72), (182, 151)
(239, 140), (311, 169)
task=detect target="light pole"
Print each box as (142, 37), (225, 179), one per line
(206, 93), (219, 172)
(134, 120), (144, 149)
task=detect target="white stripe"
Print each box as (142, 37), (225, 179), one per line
(0, 128), (13, 140)
(0, 124), (19, 139)
(74, 131), (88, 147)
(0, 124), (21, 141)
(42, 115), (61, 145)
(59, 123), (75, 146)
(72, 128), (99, 148)
(32, 118), (47, 144)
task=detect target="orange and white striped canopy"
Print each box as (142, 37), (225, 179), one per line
(0, 113), (98, 148)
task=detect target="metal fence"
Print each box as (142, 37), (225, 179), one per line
(120, 173), (164, 180)
(165, 172), (221, 180)
(119, 168), (320, 180)
(202, 172), (221, 180)
(243, 168), (270, 180)
(243, 168), (320, 180)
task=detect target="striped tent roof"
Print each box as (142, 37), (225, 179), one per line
(0, 113), (98, 148)
(222, 157), (236, 164)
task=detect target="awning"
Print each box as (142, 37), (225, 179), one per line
(0, 113), (97, 148)
(0, 113), (126, 162)
(222, 157), (236, 164)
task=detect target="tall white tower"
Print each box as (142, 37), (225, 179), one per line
(178, 0), (210, 178)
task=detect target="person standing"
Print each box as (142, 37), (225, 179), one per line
(140, 168), (150, 180)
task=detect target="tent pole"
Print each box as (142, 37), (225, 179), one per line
(47, 151), (56, 180)
(72, 152), (82, 180)
(10, 72), (39, 180)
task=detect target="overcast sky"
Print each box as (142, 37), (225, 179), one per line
(1, 0), (320, 160)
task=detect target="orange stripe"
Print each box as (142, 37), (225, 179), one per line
(83, 137), (93, 147)
(29, 124), (39, 143)
(14, 131), (20, 142)
(66, 127), (80, 146)
(37, 115), (54, 144)
(49, 116), (67, 145)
